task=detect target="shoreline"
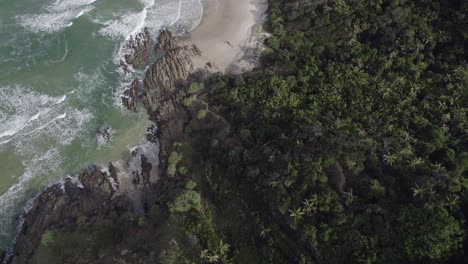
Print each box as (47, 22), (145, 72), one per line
(184, 0), (268, 73)
(1, 0), (269, 260)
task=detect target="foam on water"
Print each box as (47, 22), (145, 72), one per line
(17, 0), (98, 33)
(95, 0), (203, 65)
(0, 0), (205, 247)
(0, 148), (61, 241)
(0, 104), (93, 242)
(95, 0), (157, 40)
(0, 86), (69, 144)
(50, 40), (69, 63)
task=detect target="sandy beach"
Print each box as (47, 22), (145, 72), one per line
(185, 0), (268, 73)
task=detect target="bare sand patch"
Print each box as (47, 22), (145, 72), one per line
(184, 0), (268, 73)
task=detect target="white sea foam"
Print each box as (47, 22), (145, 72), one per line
(0, 86), (69, 144)
(0, 104), (93, 240)
(17, 0), (98, 33)
(96, 0), (158, 41)
(54, 95), (67, 105)
(51, 40), (69, 63)
(169, 0), (183, 26)
(96, 0), (202, 65)
(0, 148), (61, 240)
(24, 112), (67, 136)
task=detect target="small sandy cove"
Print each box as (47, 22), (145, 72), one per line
(185, 0), (267, 72)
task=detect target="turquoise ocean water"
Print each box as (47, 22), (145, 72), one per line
(0, 0), (203, 247)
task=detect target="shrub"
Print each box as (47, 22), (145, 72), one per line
(168, 151), (183, 177)
(169, 190), (202, 213)
(41, 230), (58, 247)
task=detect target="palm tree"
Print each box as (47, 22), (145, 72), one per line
(208, 254), (220, 263)
(409, 157), (423, 169)
(289, 207), (305, 225)
(303, 198), (318, 216)
(219, 240), (230, 257)
(200, 249), (210, 260)
(412, 184), (425, 198)
(383, 153), (398, 166)
(343, 189), (357, 206)
(432, 162), (445, 172)
(259, 225), (270, 238)
(446, 195), (459, 211)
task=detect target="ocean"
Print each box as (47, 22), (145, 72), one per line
(0, 0), (203, 247)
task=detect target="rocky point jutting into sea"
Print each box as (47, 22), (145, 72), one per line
(0, 0), (270, 259)
(1, 29), (211, 263)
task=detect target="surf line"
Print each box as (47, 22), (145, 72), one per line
(169, 0), (183, 26)
(188, 0), (204, 32)
(126, 0), (156, 41)
(0, 112), (66, 146)
(51, 37), (69, 63)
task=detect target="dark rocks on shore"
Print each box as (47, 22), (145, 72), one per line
(142, 30), (201, 113)
(6, 29), (204, 263)
(123, 27), (154, 69)
(156, 30), (177, 51)
(0, 248), (6, 262)
(9, 165), (131, 264)
(121, 78), (141, 112)
(140, 30), (204, 177)
(146, 125), (158, 143)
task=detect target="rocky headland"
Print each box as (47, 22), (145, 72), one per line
(0, 1), (268, 258)
(1, 29), (207, 263)
(121, 27), (155, 71)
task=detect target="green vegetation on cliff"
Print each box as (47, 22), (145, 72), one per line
(173, 0), (467, 263)
(22, 0), (467, 263)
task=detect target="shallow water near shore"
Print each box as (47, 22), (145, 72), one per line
(0, 0), (203, 247)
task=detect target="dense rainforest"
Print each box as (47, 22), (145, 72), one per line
(22, 0), (467, 263)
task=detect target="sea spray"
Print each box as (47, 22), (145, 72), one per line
(0, 0), (203, 249)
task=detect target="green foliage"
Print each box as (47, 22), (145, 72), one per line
(188, 82), (202, 94)
(75, 216), (88, 226)
(160, 241), (195, 264)
(41, 230), (57, 247)
(397, 205), (464, 261)
(183, 0), (468, 262)
(169, 190), (202, 213)
(183, 96), (196, 107)
(185, 180), (197, 190)
(197, 110), (207, 120)
(168, 151), (183, 177)
(36, 0), (463, 263)
(178, 166), (188, 175)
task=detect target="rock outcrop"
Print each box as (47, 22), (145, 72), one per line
(9, 165), (130, 264)
(0, 248), (5, 263)
(123, 27), (154, 69)
(140, 30), (203, 176)
(3, 30), (203, 264)
(121, 78), (141, 112)
(142, 30), (201, 112)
